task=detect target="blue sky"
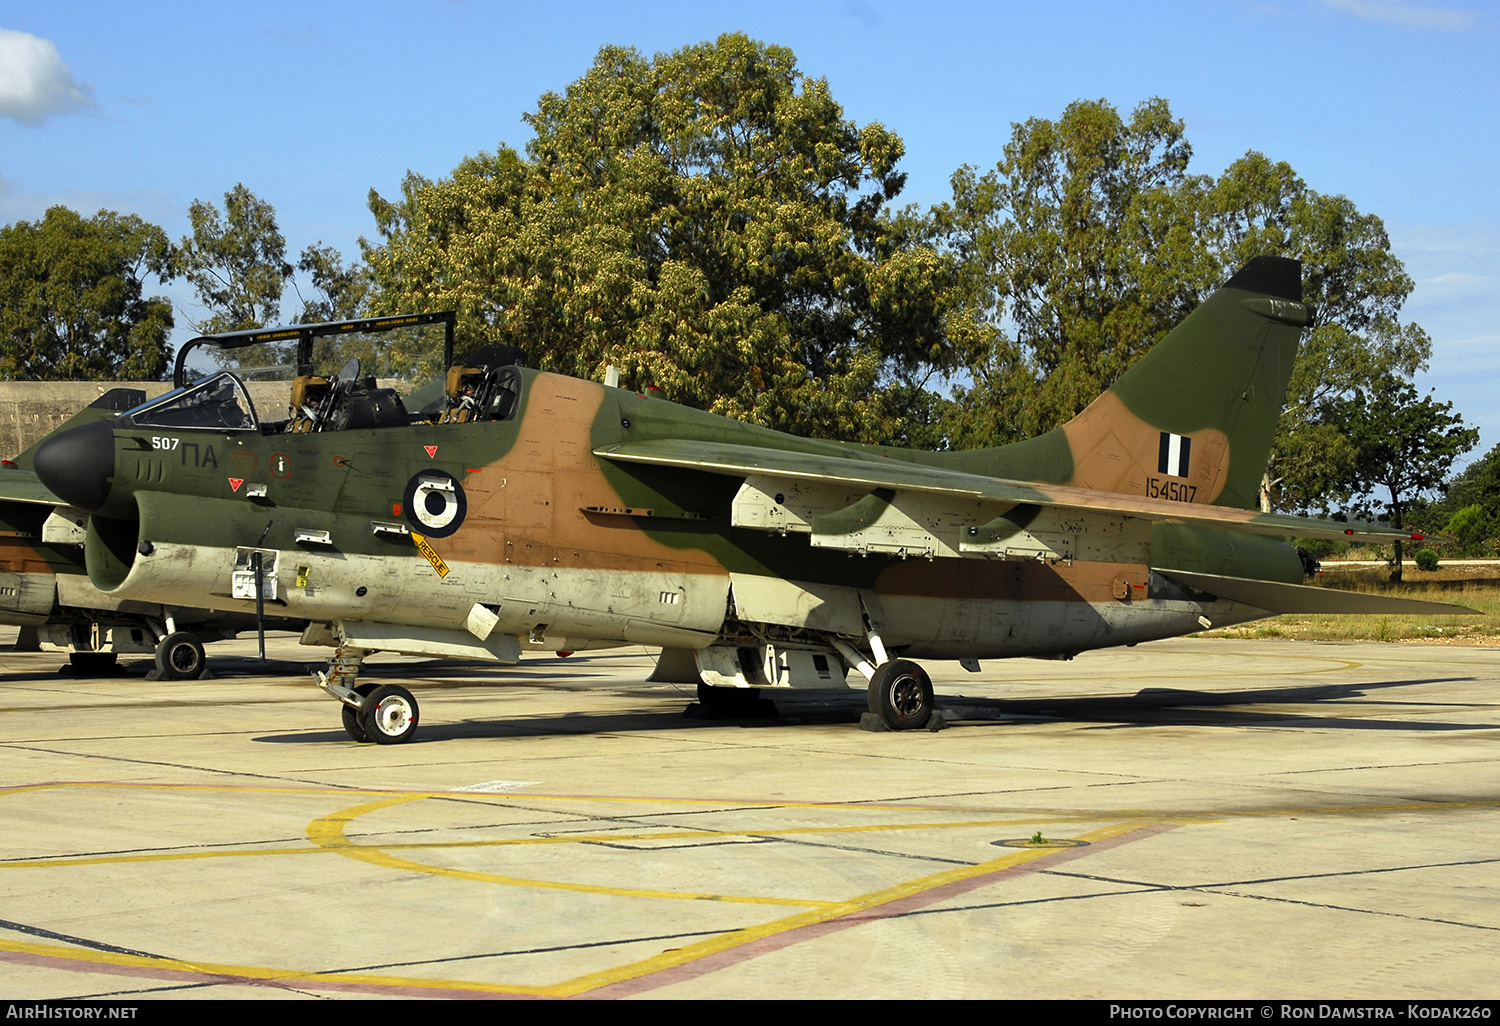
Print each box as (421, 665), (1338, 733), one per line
(2, 0), (1496, 457)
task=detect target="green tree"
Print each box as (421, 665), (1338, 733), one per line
(1334, 373), (1478, 580)
(364, 35), (952, 442)
(934, 99), (1431, 509)
(1408, 441), (1500, 553)
(1436, 442), (1500, 515)
(0, 206), (174, 379)
(176, 184), (292, 334)
(293, 243), (371, 323)
(1443, 504), (1495, 554)
(1202, 153), (1432, 511)
(934, 98), (1217, 447)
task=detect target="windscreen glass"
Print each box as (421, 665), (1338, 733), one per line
(129, 373), (258, 431)
(184, 320), (450, 421)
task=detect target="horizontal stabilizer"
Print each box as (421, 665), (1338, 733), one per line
(595, 439), (1418, 545)
(1157, 569), (1477, 615)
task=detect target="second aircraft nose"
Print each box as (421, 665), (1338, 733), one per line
(33, 420), (117, 512)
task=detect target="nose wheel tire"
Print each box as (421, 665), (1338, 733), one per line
(867, 659), (934, 730)
(357, 684), (419, 744)
(155, 632), (206, 680)
(341, 683), (380, 742)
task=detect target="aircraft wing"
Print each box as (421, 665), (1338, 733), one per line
(593, 438), (1417, 548)
(0, 469), (67, 507)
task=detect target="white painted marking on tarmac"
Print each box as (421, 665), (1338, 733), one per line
(451, 780), (539, 792)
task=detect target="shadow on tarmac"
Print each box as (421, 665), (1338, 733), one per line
(251, 673), (1493, 745)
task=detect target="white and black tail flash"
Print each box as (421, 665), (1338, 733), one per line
(1158, 432), (1191, 478)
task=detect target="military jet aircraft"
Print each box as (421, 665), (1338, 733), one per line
(0, 390), (302, 677)
(27, 257), (1463, 742)
(0, 315), (455, 677)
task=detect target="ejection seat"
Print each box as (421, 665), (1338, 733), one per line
(287, 374), (331, 432)
(287, 357), (408, 432)
(438, 344), (524, 424)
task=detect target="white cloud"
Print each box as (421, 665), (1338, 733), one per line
(1413, 271), (1492, 302)
(0, 28), (94, 124)
(1322, 0), (1483, 31)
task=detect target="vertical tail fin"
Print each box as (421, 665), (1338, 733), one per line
(956, 256), (1307, 511)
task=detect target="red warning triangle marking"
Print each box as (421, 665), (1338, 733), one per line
(229, 478), (244, 492)
(424, 446), (438, 458)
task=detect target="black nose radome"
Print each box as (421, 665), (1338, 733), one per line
(33, 420), (116, 512)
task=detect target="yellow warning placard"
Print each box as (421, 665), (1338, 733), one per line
(411, 532), (450, 578)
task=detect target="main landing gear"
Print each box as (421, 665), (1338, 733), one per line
(61, 622), (208, 680)
(866, 659), (935, 730)
(829, 591), (939, 732)
(155, 631), (206, 680)
(318, 647), (420, 744)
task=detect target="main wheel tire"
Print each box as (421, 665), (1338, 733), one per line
(155, 632), (206, 680)
(341, 683), (379, 743)
(69, 651), (117, 676)
(358, 684), (419, 744)
(867, 659), (934, 730)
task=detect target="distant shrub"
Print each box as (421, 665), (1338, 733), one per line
(1414, 548), (1440, 572)
(1445, 504), (1496, 554)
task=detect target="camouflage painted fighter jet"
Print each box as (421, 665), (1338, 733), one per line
(0, 390), (299, 677)
(27, 257), (1463, 742)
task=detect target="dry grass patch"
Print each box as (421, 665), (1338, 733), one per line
(1197, 573), (1500, 645)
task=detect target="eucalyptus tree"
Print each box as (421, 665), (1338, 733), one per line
(0, 206), (174, 379)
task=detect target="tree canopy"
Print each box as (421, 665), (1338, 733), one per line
(1336, 373), (1478, 528)
(293, 242), (371, 324)
(0, 206), (175, 379)
(932, 98), (1432, 512)
(1332, 373), (1477, 579)
(364, 34), (952, 442)
(175, 183), (293, 334)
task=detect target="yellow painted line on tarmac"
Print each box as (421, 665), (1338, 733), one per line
(545, 819), (1153, 997)
(0, 819), (1150, 998)
(11, 790), (1497, 997)
(306, 796), (837, 908)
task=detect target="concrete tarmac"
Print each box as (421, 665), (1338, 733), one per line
(1, 633), (1497, 1000)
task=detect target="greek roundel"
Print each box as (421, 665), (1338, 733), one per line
(1158, 432), (1192, 479)
(403, 469), (467, 538)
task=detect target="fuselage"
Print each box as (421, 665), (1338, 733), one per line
(38, 367), (1283, 668)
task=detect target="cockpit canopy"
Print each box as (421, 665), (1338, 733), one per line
(123, 312), (525, 435)
(126, 373), (258, 431)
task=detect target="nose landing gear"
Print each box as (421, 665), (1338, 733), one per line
(318, 646), (420, 744)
